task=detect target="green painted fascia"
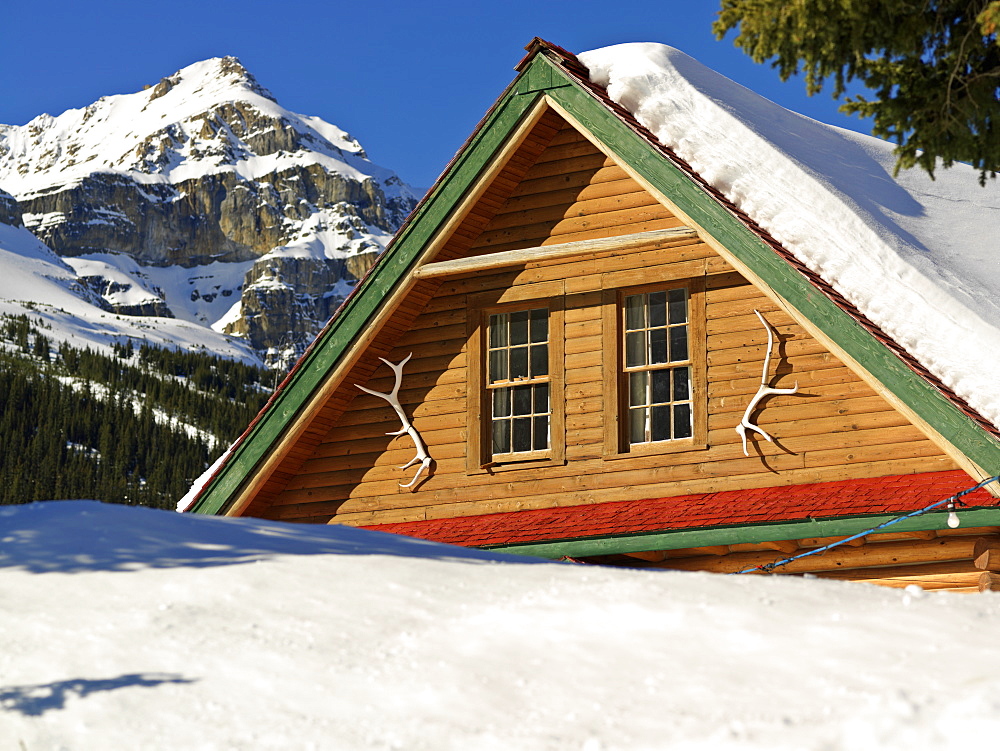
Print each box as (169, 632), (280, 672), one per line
(486, 507), (1000, 559)
(190, 57), (563, 515)
(538, 71), (1000, 479)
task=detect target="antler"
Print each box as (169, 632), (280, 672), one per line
(736, 310), (799, 456)
(356, 353), (433, 488)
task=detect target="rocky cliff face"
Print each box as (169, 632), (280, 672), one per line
(224, 250), (378, 354)
(0, 57), (419, 366)
(0, 188), (21, 227)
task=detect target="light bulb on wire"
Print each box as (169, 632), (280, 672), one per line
(947, 501), (961, 529)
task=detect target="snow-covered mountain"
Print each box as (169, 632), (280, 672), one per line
(0, 57), (420, 366)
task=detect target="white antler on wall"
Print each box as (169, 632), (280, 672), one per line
(356, 353), (432, 488)
(736, 310), (799, 456)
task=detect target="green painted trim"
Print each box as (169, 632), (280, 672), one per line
(190, 62), (553, 515)
(191, 47), (1000, 519)
(486, 507), (1000, 559)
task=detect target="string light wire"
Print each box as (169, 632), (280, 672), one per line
(732, 475), (1000, 575)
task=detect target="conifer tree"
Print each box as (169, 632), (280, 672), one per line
(0, 314), (273, 508)
(715, 1), (1000, 183)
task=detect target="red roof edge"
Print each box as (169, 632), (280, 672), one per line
(362, 470), (996, 549)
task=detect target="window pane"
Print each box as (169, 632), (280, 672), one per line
(533, 415), (548, 450)
(648, 291), (667, 327)
(510, 310), (529, 345)
(512, 417), (532, 452)
(489, 348), (507, 383)
(529, 308), (547, 343)
(530, 343), (548, 377)
(535, 383), (549, 413)
(673, 367), (690, 401)
(669, 326), (688, 362)
(625, 331), (646, 367)
(510, 346), (528, 379)
(651, 405), (671, 441)
(651, 370), (670, 404)
(629, 406), (648, 444)
(625, 294), (644, 330)
(649, 329), (667, 364)
(493, 388), (511, 418)
(489, 313), (507, 348)
(492, 419), (510, 454)
(513, 384), (532, 415)
(674, 403), (692, 439)
(668, 288), (687, 324)
(629, 371), (648, 407)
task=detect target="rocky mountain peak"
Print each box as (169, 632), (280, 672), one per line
(147, 56), (276, 106)
(0, 58), (420, 368)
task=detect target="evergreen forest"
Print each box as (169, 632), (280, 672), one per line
(0, 314), (273, 509)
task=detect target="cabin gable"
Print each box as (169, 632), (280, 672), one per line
(241, 110), (956, 528)
(191, 45), (1000, 576)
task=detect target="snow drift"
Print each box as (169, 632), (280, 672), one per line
(3, 500), (1000, 749)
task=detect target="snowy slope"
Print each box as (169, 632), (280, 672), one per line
(3, 500), (1000, 750)
(0, 221), (258, 361)
(579, 43), (1000, 429)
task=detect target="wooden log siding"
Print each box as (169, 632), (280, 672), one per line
(265, 254), (953, 524)
(655, 535), (977, 575)
(582, 525), (995, 591)
(259, 116), (957, 525)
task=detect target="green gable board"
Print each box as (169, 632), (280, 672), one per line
(191, 44), (1000, 522)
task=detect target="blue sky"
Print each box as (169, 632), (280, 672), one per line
(2, 1), (872, 189)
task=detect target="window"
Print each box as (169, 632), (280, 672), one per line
(467, 283), (565, 472)
(603, 277), (706, 456)
(487, 308), (550, 455)
(623, 288), (693, 443)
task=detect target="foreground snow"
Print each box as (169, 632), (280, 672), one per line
(3, 502), (1000, 749)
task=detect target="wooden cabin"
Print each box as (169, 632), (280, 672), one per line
(188, 40), (1000, 592)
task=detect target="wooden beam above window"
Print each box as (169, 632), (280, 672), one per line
(413, 227), (699, 279)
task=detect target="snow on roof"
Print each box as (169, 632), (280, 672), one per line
(578, 43), (1000, 431)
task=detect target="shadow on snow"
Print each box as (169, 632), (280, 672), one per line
(0, 673), (196, 716)
(0, 500), (533, 574)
